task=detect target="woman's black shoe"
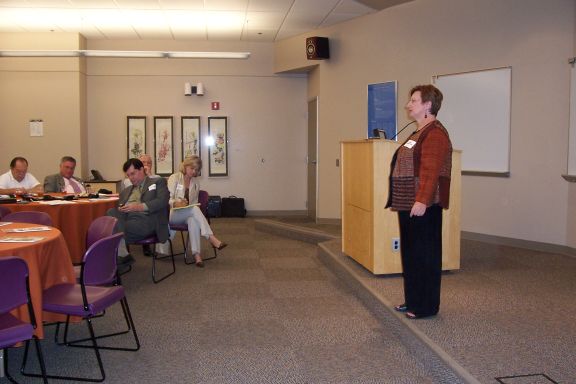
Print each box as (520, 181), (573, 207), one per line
(394, 304), (409, 312)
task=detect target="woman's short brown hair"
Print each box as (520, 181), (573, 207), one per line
(410, 84), (443, 116)
(180, 155), (202, 174)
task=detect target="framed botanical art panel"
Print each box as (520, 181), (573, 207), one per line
(154, 116), (174, 176)
(208, 116), (228, 177)
(127, 116), (146, 159)
(181, 116), (201, 161)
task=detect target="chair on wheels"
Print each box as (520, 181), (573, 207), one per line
(0, 205), (11, 219)
(0, 256), (48, 384)
(21, 232), (140, 383)
(168, 190), (218, 265)
(1, 211), (53, 226)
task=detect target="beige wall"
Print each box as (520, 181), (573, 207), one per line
(276, 0), (576, 246)
(0, 33), (86, 180)
(86, 40), (308, 211)
(1, 36), (308, 212)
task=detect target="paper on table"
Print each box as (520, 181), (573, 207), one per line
(0, 222), (12, 227)
(172, 203), (201, 211)
(39, 200), (77, 205)
(3, 226), (52, 233)
(0, 236), (45, 243)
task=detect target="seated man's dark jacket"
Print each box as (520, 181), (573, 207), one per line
(115, 176), (170, 243)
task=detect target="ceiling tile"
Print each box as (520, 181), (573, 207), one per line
(171, 29), (207, 40)
(114, 0), (161, 10)
(158, 0), (204, 10)
(291, 0), (339, 14)
(207, 28), (242, 40)
(247, 0), (292, 13)
(283, 12), (326, 30)
(0, 0), (382, 42)
(241, 28), (276, 42)
(245, 11), (284, 29)
(204, 0), (248, 11)
(68, 0), (118, 8)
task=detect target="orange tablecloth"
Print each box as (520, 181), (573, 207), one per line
(3, 198), (118, 263)
(0, 223), (75, 338)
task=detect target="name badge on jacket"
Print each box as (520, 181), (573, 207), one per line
(404, 139), (416, 149)
(148, 184), (157, 191)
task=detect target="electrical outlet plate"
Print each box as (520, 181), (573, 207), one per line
(392, 237), (400, 252)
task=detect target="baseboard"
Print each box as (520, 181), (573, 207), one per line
(316, 218), (342, 225)
(462, 231), (576, 258)
(246, 210), (307, 217)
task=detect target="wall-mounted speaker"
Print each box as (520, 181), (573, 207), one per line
(306, 37), (330, 60)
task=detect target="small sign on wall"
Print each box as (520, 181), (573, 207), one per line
(29, 119), (43, 137)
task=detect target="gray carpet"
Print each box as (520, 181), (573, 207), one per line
(5, 218), (465, 383)
(266, 217), (575, 384)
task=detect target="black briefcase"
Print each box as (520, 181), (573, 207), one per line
(206, 195), (222, 218)
(221, 196), (247, 217)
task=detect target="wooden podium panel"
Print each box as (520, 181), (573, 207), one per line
(341, 139), (461, 274)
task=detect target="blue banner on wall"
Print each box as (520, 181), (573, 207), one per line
(368, 81), (397, 140)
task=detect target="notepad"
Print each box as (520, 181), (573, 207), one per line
(172, 203), (201, 211)
(3, 226), (52, 233)
(0, 236), (45, 243)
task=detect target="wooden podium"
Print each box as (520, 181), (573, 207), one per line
(341, 139), (461, 274)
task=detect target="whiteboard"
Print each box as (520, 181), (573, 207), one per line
(434, 67), (511, 175)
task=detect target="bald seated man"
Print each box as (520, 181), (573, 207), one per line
(0, 157), (43, 195)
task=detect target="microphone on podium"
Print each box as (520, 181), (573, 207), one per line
(372, 128), (387, 139)
(390, 121), (417, 141)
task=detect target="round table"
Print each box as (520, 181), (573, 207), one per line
(0, 222), (75, 338)
(2, 197), (118, 263)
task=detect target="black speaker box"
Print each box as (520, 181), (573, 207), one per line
(306, 37), (330, 60)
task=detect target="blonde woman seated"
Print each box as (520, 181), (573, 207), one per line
(167, 156), (227, 267)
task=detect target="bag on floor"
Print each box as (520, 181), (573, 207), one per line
(221, 196), (247, 217)
(206, 195), (222, 218)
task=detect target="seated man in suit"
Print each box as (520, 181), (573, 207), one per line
(0, 157), (43, 194)
(121, 153), (158, 190)
(108, 158), (170, 266)
(43, 156), (86, 193)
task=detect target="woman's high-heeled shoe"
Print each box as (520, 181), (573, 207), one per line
(194, 254), (204, 268)
(394, 304), (409, 312)
(213, 242), (228, 251)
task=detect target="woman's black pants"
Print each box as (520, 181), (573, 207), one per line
(398, 205), (442, 316)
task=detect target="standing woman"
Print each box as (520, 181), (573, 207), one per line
(167, 156), (227, 267)
(386, 84), (452, 319)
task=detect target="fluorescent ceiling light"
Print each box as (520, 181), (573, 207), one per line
(0, 50), (79, 57)
(82, 50), (166, 58)
(0, 50), (250, 59)
(167, 51), (250, 59)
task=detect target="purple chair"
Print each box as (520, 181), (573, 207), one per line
(131, 234), (176, 283)
(1, 211), (53, 226)
(73, 216), (119, 277)
(86, 216), (118, 249)
(0, 205), (11, 219)
(0, 256), (48, 384)
(21, 232), (140, 383)
(168, 190), (217, 265)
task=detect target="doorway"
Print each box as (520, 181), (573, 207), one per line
(307, 97), (318, 221)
